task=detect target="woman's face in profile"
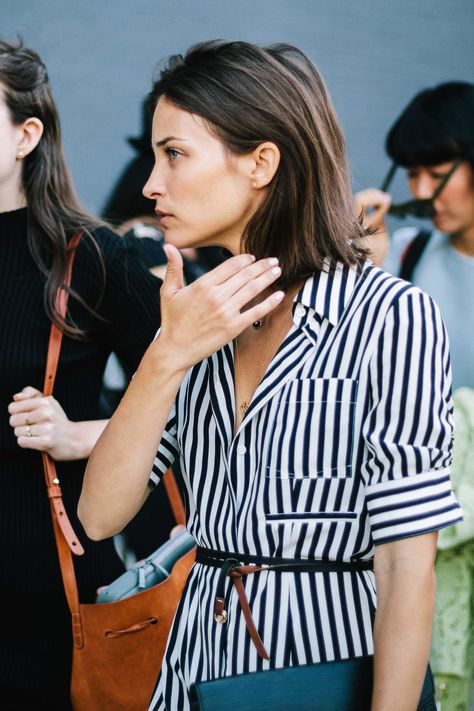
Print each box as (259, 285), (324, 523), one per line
(407, 160), (474, 235)
(143, 97), (260, 254)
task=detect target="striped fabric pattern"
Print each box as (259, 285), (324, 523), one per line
(148, 262), (461, 710)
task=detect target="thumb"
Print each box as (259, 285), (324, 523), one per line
(162, 244), (184, 294)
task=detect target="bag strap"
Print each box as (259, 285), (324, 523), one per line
(42, 232), (85, 646)
(399, 230), (432, 282)
(162, 468), (186, 526)
(43, 232), (85, 557)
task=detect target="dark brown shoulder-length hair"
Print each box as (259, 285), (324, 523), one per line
(0, 37), (104, 336)
(149, 40), (368, 287)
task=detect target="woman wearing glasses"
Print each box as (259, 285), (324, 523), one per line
(357, 82), (474, 711)
(356, 81), (474, 392)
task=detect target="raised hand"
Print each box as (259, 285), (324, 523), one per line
(354, 188), (392, 266)
(155, 244), (284, 373)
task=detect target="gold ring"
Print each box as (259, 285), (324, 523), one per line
(26, 425), (32, 437)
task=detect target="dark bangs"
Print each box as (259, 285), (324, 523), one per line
(386, 82), (474, 169)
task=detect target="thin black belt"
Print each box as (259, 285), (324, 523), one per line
(196, 546), (374, 661)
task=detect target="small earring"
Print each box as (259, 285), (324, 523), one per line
(17, 151), (25, 159)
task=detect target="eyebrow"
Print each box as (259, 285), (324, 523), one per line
(155, 135), (187, 147)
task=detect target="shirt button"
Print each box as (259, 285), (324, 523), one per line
(295, 305), (305, 318)
(236, 445), (247, 455)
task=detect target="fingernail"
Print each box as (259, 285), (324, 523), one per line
(249, 255), (256, 262)
(268, 257), (279, 266)
(271, 266), (281, 275)
(273, 291), (284, 302)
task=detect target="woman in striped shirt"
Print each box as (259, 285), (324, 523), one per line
(79, 41), (462, 710)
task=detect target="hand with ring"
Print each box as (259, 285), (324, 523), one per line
(8, 385), (80, 460)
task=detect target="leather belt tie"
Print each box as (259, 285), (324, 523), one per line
(196, 546), (373, 661)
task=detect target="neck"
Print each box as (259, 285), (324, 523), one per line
(0, 186), (26, 213)
(242, 285), (291, 322)
(450, 226), (474, 257)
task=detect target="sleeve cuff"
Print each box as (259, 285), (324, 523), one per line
(147, 431), (178, 491)
(366, 468), (463, 545)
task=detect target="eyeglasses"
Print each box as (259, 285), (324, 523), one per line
(380, 160), (461, 219)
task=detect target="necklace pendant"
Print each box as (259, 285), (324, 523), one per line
(240, 401), (249, 417)
(252, 319), (264, 330)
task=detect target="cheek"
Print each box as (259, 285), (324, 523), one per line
(0, 141), (17, 177)
(441, 184), (474, 212)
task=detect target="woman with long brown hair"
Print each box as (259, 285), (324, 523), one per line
(0, 38), (162, 709)
(80, 41), (461, 710)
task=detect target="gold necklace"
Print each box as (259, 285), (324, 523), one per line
(234, 295), (296, 420)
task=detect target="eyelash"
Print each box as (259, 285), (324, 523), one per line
(164, 148), (181, 161)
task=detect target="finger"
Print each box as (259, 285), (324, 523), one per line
(369, 202), (391, 229)
(14, 424), (37, 438)
(8, 397), (47, 416)
(9, 409), (41, 428)
(197, 253), (257, 286)
(17, 434), (48, 452)
(355, 189), (391, 213)
(13, 386), (43, 401)
(14, 421), (52, 439)
(231, 264), (283, 311)
(220, 257), (280, 298)
(161, 244), (184, 294)
(237, 290), (285, 330)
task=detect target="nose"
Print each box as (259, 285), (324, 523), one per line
(142, 163), (165, 200)
(410, 173), (434, 201)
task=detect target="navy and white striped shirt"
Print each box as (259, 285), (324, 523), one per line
(149, 262), (462, 710)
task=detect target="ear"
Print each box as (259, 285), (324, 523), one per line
(16, 117), (44, 160)
(249, 142), (281, 189)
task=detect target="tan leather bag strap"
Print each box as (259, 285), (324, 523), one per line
(42, 232), (84, 557)
(162, 468), (186, 526)
(41, 232), (84, 645)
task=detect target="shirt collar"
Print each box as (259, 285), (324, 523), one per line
(293, 259), (369, 327)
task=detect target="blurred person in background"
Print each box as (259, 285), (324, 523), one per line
(0, 38), (162, 709)
(356, 82), (474, 711)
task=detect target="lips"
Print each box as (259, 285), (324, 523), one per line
(155, 209), (174, 227)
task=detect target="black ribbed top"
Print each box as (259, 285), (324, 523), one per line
(0, 208), (162, 594)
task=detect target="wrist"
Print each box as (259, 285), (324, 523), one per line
(68, 420), (108, 460)
(68, 420), (90, 460)
(141, 336), (190, 380)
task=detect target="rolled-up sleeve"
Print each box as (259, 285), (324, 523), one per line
(148, 403), (178, 490)
(362, 289), (462, 544)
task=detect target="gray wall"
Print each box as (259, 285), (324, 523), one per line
(2, 0), (473, 214)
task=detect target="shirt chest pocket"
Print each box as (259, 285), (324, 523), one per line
(261, 377), (358, 522)
(262, 377), (358, 481)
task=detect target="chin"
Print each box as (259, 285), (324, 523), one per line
(433, 216), (454, 232)
(163, 232), (198, 250)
